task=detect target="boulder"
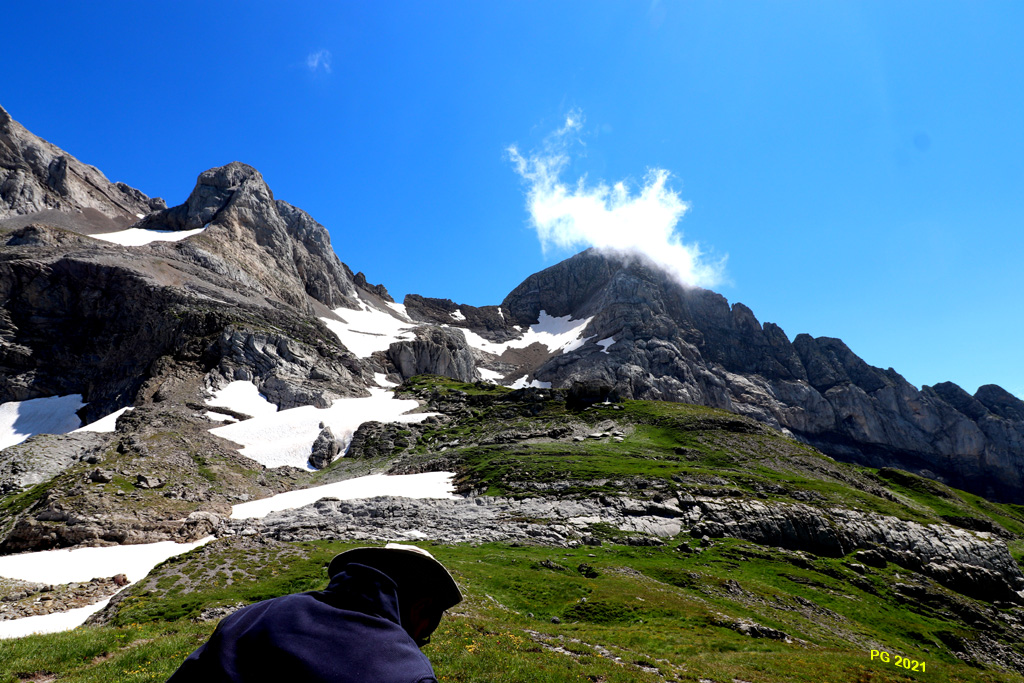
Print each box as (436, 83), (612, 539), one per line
(308, 427), (342, 470)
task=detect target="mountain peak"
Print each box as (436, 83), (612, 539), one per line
(138, 161), (268, 232)
(0, 103), (160, 224)
(139, 161), (359, 312)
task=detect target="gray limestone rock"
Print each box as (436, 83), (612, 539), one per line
(222, 491), (1024, 604)
(493, 249), (1024, 504)
(387, 326), (478, 382)
(0, 104), (156, 222)
(308, 427), (341, 470)
(137, 162), (362, 313)
(0, 432), (108, 495)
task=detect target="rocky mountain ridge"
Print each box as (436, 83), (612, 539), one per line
(416, 250), (1024, 503)
(0, 104), (163, 228)
(0, 102), (1020, 555)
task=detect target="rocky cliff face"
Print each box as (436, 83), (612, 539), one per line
(0, 105), (163, 225)
(137, 162), (362, 313)
(488, 249), (1024, 503)
(0, 106), (385, 550)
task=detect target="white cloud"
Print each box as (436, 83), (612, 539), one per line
(306, 49), (332, 74)
(508, 112), (725, 289)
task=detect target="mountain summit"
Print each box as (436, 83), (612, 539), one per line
(1, 103), (1022, 505)
(0, 104), (163, 227)
(481, 248), (1024, 502)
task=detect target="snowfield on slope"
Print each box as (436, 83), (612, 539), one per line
(0, 395), (84, 451)
(207, 383), (434, 469)
(456, 310), (594, 357)
(230, 471), (456, 519)
(89, 226), (208, 246)
(319, 298), (418, 358)
(73, 407), (133, 433)
(0, 470), (459, 638)
(0, 538), (212, 639)
(321, 297), (594, 365)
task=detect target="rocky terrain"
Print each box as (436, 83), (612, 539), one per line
(446, 250), (1024, 504)
(2, 105), (1023, 680)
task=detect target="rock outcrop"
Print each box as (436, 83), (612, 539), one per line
(138, 162), (361, 313)
(223, 492), (1024, 603)
(308, 427), (341, 469)
(492, 249), (1024, 503)
(0, 432), (108, 495)
(386, 327), (479, 382)
(404, 295), (514, 342)
(0, 104), (161, 224)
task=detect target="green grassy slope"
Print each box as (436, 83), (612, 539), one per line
(1, 376), (1022, 682)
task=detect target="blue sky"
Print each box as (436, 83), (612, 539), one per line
(4, 1), (1022, 398)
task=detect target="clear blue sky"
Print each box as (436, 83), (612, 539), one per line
(4, 2), (1022, 399)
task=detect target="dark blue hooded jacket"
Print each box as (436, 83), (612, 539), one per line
(167, 563), (438, 683)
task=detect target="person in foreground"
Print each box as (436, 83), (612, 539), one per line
(167, 543), (462, 683)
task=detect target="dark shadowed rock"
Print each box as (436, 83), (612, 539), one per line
(566, 380), (620, 409)
(975, 384), (1024, 422)
(404, 294), (515, 342)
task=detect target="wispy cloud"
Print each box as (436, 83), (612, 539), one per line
(508, 111), (725, 289)
(306, 49), (332, 74)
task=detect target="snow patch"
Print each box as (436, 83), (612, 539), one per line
(450, 308), (466, 322)
(91, 226), (207, 246)
(477, 368), (503, 383)
(209, 389), (434, 470)
(597, 337), (615, 354)
(0, 597), (113, 639)
(374, 373), (398, 388)
(0, 395), (84, 451)
(320, 301), (418, 358)
(384, 301), (411, 321)
(205, 381), (278, 418)
(509, 376), (552, 389)
(74, 407), (132, 433)
(0, 537), (212, 639)
(230, 471), (456, 519)
(0, 538), (213, 586)
(460, 310), (593, 358)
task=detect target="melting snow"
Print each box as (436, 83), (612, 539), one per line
(0, 395), (84, 451)
(477, 368), (503, 383)
(459, 310), (593, 357)
(450, 309), (466, 321)
(74, 407), (133, 433)
(209, 389), (433, 469)
(320, 299), (417, 358)
(0, 537), (212, 639)
(0, 598), (113, 639)
(384, 301), (410, 318)
(90, 226), (207, 247)
(0, 538), (213, 585)
(509, 376), (552, 389)
(597, 337), (615, 354)
(374, 373), (398, 388)
(230, 471), (456, 519)
(205, 381), (278, 418)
